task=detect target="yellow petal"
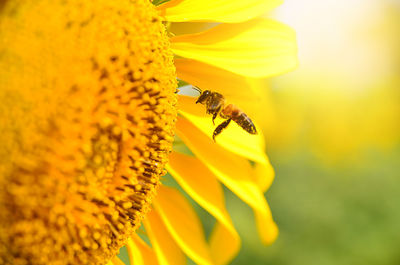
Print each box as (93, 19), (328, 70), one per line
(255, 161), (275, 192)
(176, 99), (276, 193)
(171, 19), (298, 77)
(175, 58), (251, 94)
(244, 77), (278, 130)
(158, 0), (283, 23)
(144, 209), (186, 265)
(126, 238), (143, 265)
(177, 95), (270, 167)
(167, 152), (240, 265)
(175, 58), (265, 105)
(109, 257), (126, 265)
(169, 22), (215, 36)
(208, 224), (241, 265)
(176, 105), (274, 192)
(126, 235), (159, 265)
(154, 186), (213, 265)
(176, 117), (278, 244)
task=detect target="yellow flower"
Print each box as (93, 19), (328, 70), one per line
(0, 0), (176, 264)
(0, 0), (297, 265)
(114, 1), (297, 265)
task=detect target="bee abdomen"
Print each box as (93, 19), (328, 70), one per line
(233, 112), (257, 134)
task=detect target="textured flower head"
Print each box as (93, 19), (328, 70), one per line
(0, 0), (176, 264)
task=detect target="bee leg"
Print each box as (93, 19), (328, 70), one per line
(212, 119), (231, 141)
(212, 111), (217, 125)
(212, 106), (221, 125)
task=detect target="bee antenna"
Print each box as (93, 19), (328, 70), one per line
(192, 86), (202, 95)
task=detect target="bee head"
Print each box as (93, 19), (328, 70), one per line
(196, 90), (211, 104)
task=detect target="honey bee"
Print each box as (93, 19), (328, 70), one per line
(193, 87), (257, 141)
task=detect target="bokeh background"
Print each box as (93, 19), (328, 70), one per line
(119, 0), (400, 264)
(230, 0), (400, 264)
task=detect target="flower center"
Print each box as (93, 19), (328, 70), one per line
(0, 0), (177, 264)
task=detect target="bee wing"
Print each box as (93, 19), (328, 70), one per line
(176, 84), (201, 97)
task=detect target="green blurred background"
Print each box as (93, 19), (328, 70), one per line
(228, 0), (400, 264)
(228, 149), (400, 265)
(120, 0), (400, 264)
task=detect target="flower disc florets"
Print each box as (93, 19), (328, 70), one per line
(0, 0), (177, 264)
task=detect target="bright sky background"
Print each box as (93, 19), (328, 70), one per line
(273, 0), (397, 92)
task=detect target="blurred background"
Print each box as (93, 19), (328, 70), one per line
(120, 0), (400, 264)
(229, 0), (400, 264)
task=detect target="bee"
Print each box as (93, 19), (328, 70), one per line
(193, 87), (257, 141)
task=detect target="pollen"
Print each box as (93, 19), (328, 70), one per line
(0, 0), (176, 264)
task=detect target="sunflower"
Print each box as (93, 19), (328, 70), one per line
(0, 0), (296, 265)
